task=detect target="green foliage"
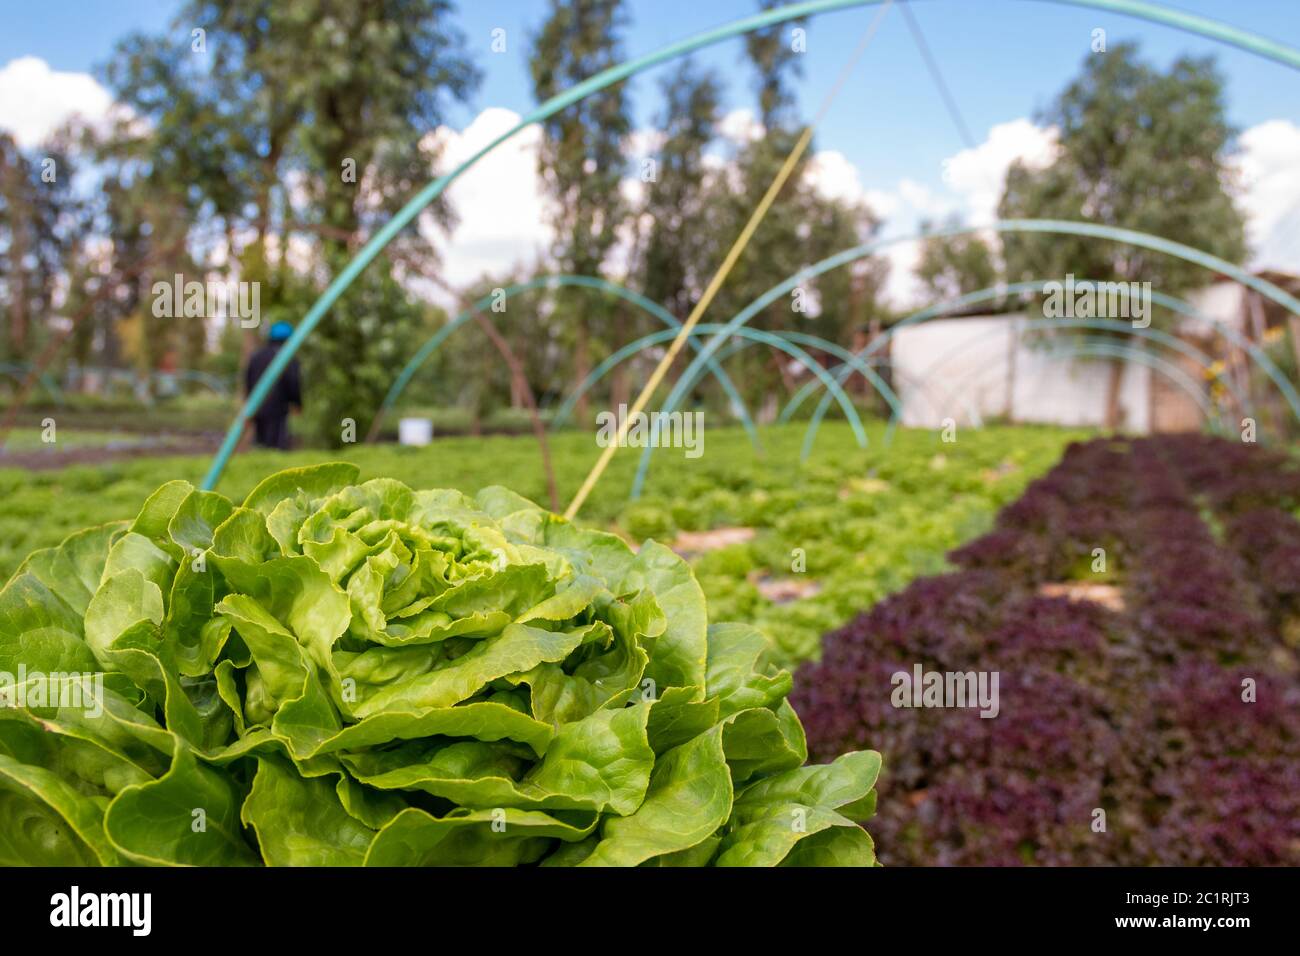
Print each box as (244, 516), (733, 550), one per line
(638, 61), (724, 322)
(0, 131), (79, 363)
(618, 502), (678, 542)
(743, 0), (807, 129)
(1000, 43), (1246, 320)
(915, 217), (1001, 304)
(301, 267), (436, 447)
(1, 424), (808, 581)
(998, 42), (1247, 428)
(35, 0), (901, 429)
(529, 0), (634, 417)
(0, 463), (880, 865)
(1, 423), (1089, 674)
(101, 0), (480, 442)
(618, 426), (1090, 666)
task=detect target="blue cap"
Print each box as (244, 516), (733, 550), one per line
(269, 321), (294, 342)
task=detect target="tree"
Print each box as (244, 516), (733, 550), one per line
(915, 217), (999, 304)
(284, 0), (478, 444)
(743, 0), (806, 131)
(104, 0), (480, 444)
(0, 133), (75, 362)
(999, 43), (1246, 427)
(638, 60), (723, 322)
(529, 0), (633, 423)
(105, 166), (200, 379)
(682, 0), (883, 415)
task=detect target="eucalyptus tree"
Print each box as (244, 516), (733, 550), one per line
(999, 42), (1246, 426)
(529, 0), (633, 422)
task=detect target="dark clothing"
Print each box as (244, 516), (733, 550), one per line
(245, 343), (301, 450)
(253, 414), (292, 450)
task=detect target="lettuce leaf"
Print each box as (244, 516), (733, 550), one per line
(0, 464), (880, 866)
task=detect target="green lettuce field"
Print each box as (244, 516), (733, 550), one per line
(0, 423), (1084, 656)
(0, 422), (1088, 866)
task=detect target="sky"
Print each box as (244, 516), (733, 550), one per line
(1, 0), (1298, 305)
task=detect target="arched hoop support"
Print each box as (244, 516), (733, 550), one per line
(950, 338), (1223, 431)
(200, 1), (1300, 490)
(800, 280), (1297, 450)
(369, 274), (759, 450)
(704, 334), (987, 434)
(704, 314), (1240, 459)
(558, 323), (871, 448)
(632, 221), (1300, 498)
(782, 281), (1278, 425)
(552, 326), (905, 429)
(550, 325), (895, 446)
(0, 364), (65, 406)
(867, 315), (1248, 431)
(768, 342), (988, 428)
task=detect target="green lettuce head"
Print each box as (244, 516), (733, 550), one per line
(0, 463), (879, 866)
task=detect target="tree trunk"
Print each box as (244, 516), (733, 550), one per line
(8, 161), (28, 357)
(610, 361), (629, 412)
(573, 319), (590, 423)
(1103, 357), (1125, 430)
(1289, 316), (1300, 406)
(235, 221), (259, 367)
(772, 350), (796, 394)
(849, 327), (869, 398)
(474, 312), (558, 510)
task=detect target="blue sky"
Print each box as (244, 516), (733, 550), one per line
(4, 0), (1296, 173)
(1, 0), (1297, 298)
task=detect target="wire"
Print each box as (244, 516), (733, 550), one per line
(199, 0), (1300, 491)
(899, 1), (976, 149)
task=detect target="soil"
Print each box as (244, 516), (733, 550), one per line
(671, 526), (757, 556)
(1037, 581), (1126, 612)
(749, 572), (822, 604)
(0, 436), (221, 470)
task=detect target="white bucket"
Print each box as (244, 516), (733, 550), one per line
(398, 417), (433, 446)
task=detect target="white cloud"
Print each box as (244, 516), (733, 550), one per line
(897, 177), (957, 222)
(862, 187), (902, 221)
(879, 240), (928, 311)
(624, 126), (666, 160)
(420, 107), (554, 296)
(939, 119), (1059, 225)
(1233, 119), (1300, 272)
(718, 107), (765, 144)
(859, 115), (1300, 308)
(848, 119), (1058, 307)
(805, 149), (865, 205)
(823, 119), (1058, 248)
(0, 56), (116, 147)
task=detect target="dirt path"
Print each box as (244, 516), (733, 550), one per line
(0, 436), (221, 470)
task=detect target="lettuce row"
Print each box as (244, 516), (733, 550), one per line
(0, 463), (879, 866)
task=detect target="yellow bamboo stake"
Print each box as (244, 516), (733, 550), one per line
(565, 127), (816, 519)
(564, 1), (893, 520)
